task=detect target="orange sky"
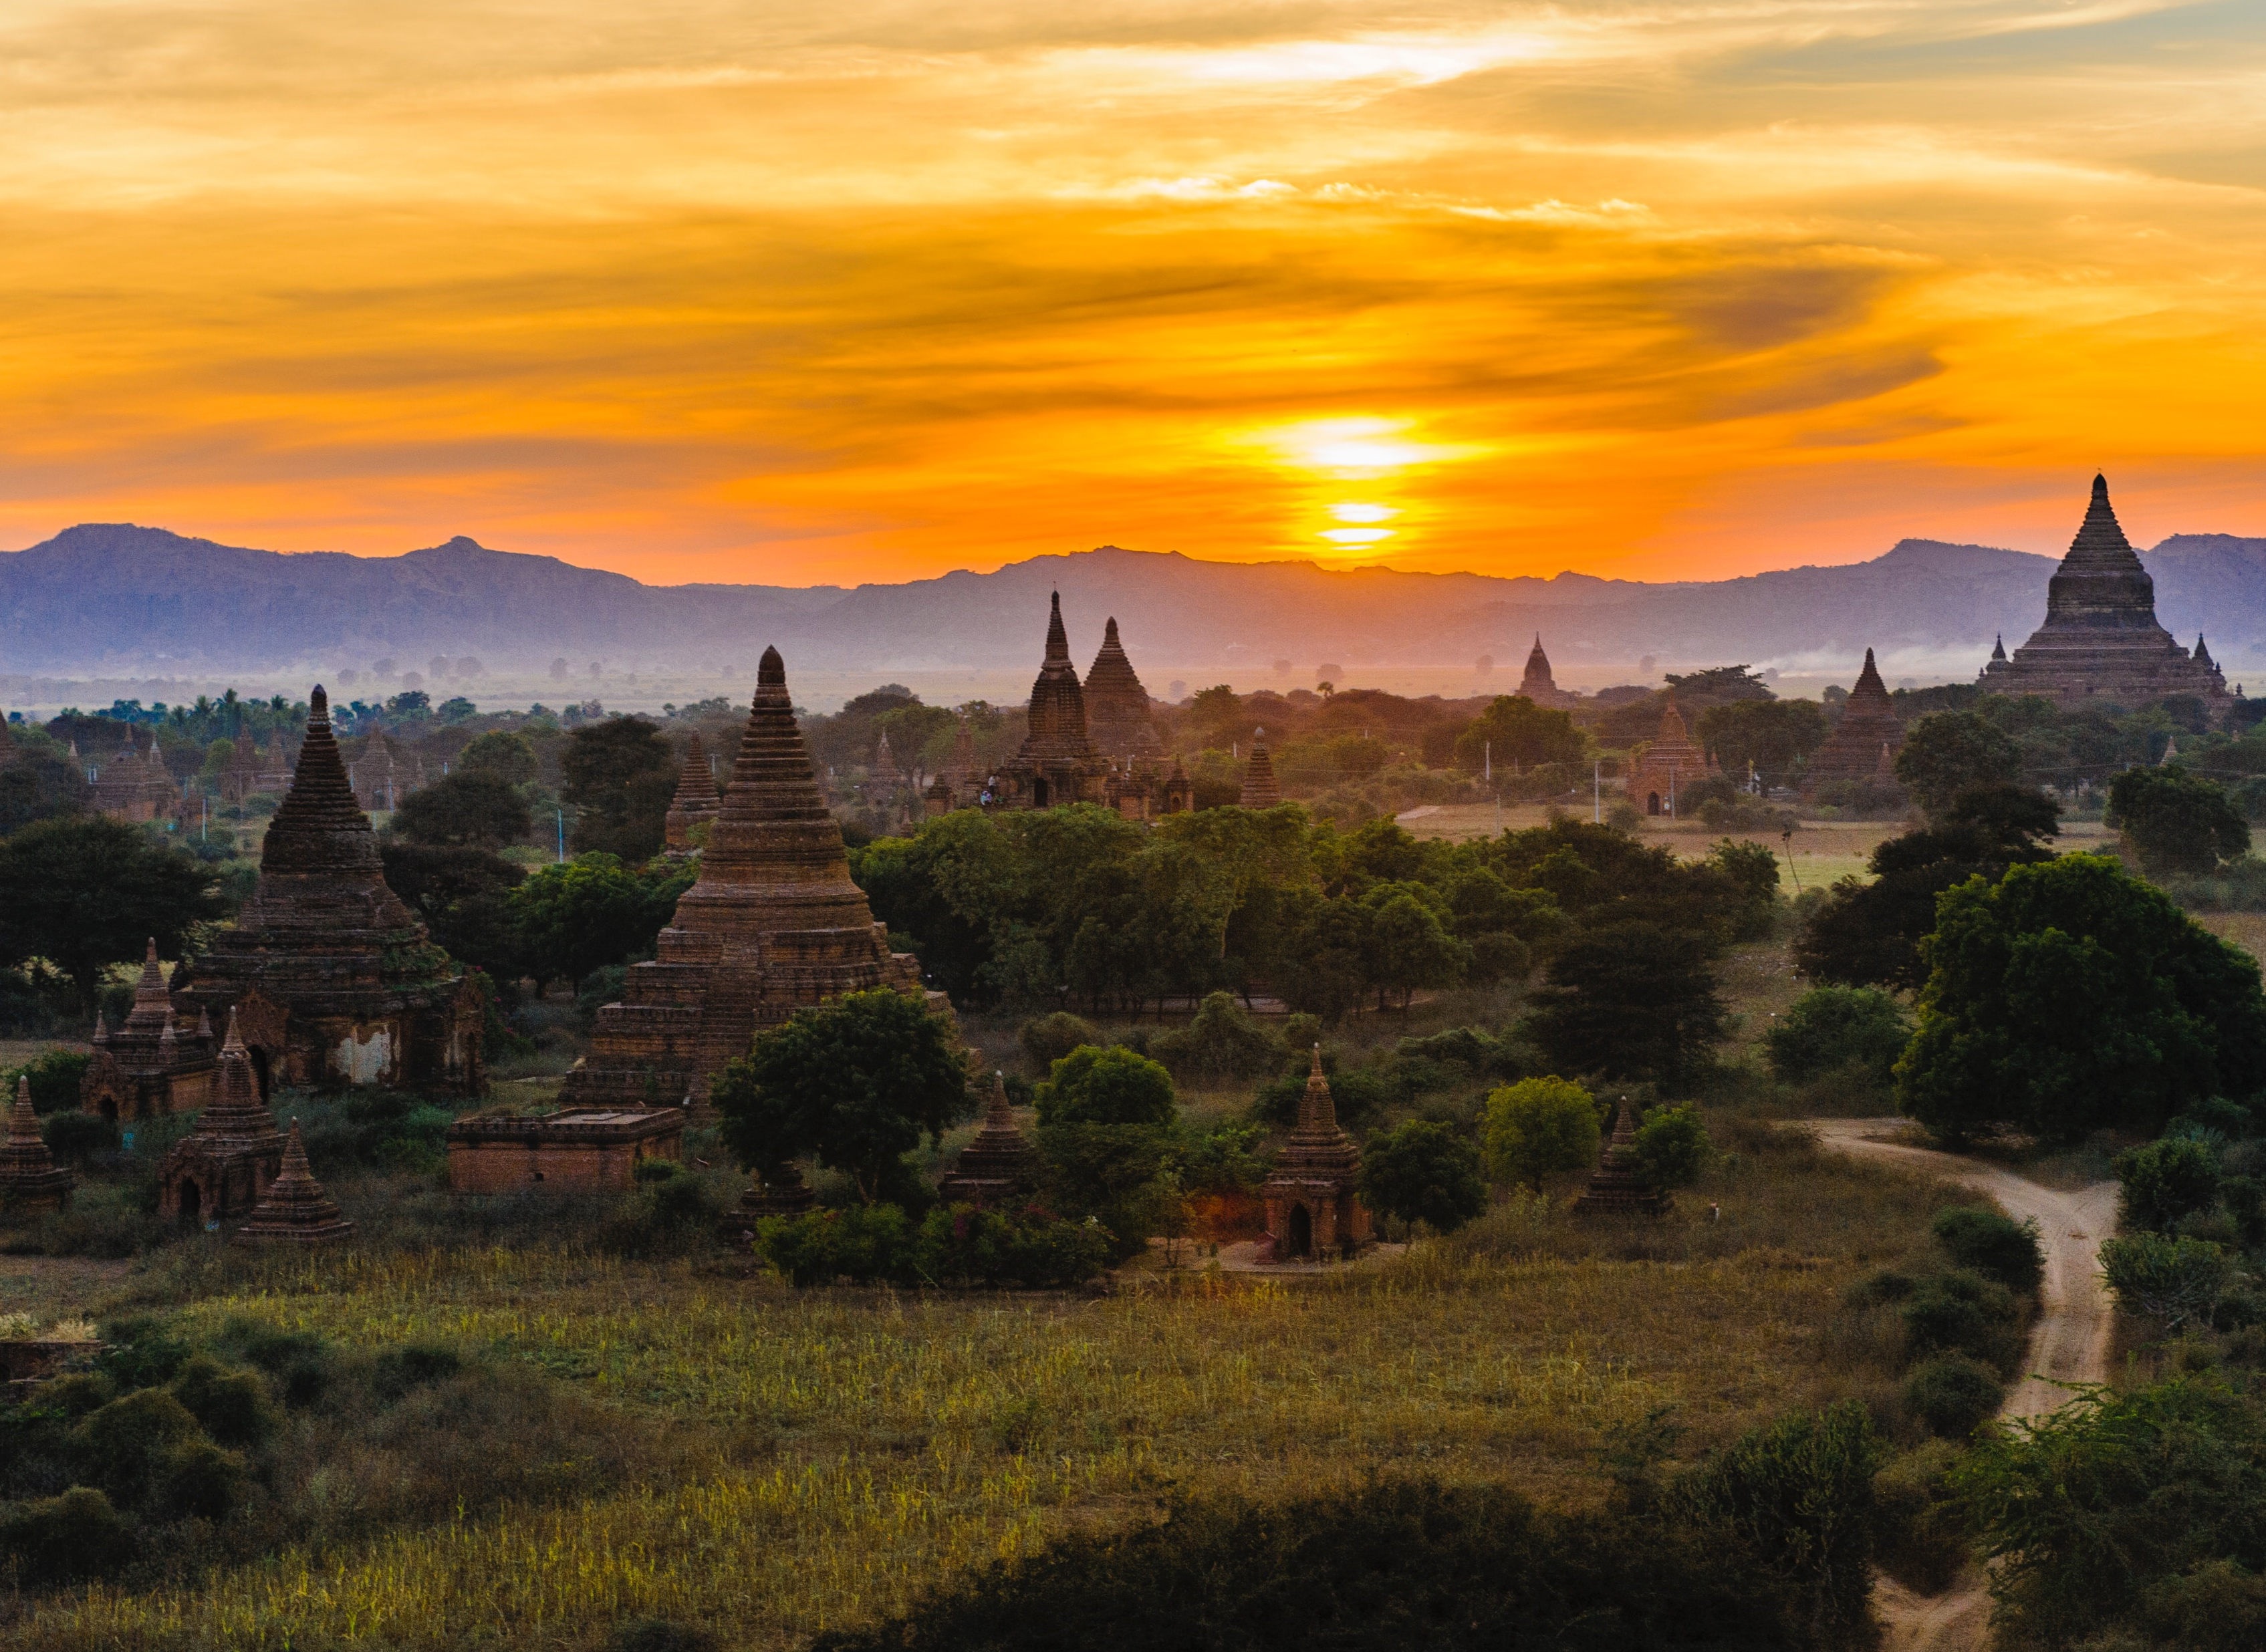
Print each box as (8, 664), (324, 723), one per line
(3, 0), (2264, 586)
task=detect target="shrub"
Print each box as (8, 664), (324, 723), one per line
(211, 1318), (336, 1409)
(1763, 986), (1910, 1085)
(74, 1386), (204, 1508)
(5, 1047), (92, 1113)
(1931, 1204), (2045, 1294)
(40, 1109), (118, 1167)
(1481, 1076), (1601, 1192)
(1900, 1270), (2023, 1373)
(755, 1204), (916, 1286)
(370, 1341), (466, 1401)
(2117, 1136), (2223, 1234)
(1020, 1012), (1099, 1073)
(1872, 1440), (1968, 1595)
(1146, 992), (1283, 1084)
(1035, 1045), (1176, 1127)
(1632, 1105), (1713, 1192)
(152, 1435), (251, 1520)
(1357, 1121), (1489, 1234)
(169, 1353), (277, 1448)
(2100, 1232), (2235, 1333)
(910, 1204), (1112, 1288)
(1902, 1353), (2003, 1439)
(0, 1485), (136, 1585)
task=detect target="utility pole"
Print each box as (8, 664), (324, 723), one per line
(1484, 740), (1491, 783)
(557, 807), (566, 863)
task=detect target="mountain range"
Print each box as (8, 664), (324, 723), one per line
(4, 521), (2264, 688)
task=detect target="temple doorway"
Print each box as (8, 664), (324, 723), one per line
(179, 1180), (201, 1227)
(1032, 778), (1050, 807)
(249, 1047), (271, 1101)
(1285, 1202), (1312, 1259)
(1646, 793), (1662, 815)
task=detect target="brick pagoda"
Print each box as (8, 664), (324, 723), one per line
(1572, 1099), (1670, 1216)
(1979, 475), (2230, 711)
(231, 1120), (356, 1246)
(1261, 1048), (1372, 1261)
(1239, 734), (1282, 808)
(991, 594), (1114, 810)
(447, 1109), (683, 1192)
(936, 1071), (1039, 1208)
(1801, 648), (1904, 797)
(82, 940), (218, 1121)
(172, 686), (485, 1095)
(1083, 617), (1164, 761)
(664, 730), (721, 853)
(91, 733), (179, 823)
(0, 1076), (74, 1214)
(1519, 635), (1572, 708)
(157, 1012), (287, 1228)
(560, 646), (932, 1111)
(1625, 699), (1718, 817)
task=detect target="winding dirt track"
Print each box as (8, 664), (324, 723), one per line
(1808, 1119), (2121, 1652)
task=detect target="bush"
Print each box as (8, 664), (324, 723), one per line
(0, 1485), (136, 1585)
(809, 1478), (1804, 1652)
(1035, 1045), (1176, 1127)
(1931, 1205), (2045, 1294)
(1481, 1076), (1601, 1192)
(756, 1204), (916, 1286)
(1021, 1012), (1098, 1073)
(74, 1386), (203, 1508)
(910, 1204), (1113, 1288)
(40, 1108), (118, 1167)
(1902, 1353), (2003, 1439)
(2118, 1136), (2223, 1234)
(1872, 1441), (1968, 1595)
(5, 1047), (91, 1113)
(1763, 987), (1910, 1086)
(1632, 1105), (1712, 1192)
(1357, 1121), (1489, 1234)
(152, 1435), (251, 1520)
(2100, 1232), (2235, 1333)
(169, 1353), (277, 1448)
(1146, 992), (1283, 1084)
(1900, 1270), (2022, 1373)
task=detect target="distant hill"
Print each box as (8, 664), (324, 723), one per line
(1, 520), (2259, 681)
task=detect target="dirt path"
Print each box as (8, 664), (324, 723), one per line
(1809, 1119), (2121, 1652)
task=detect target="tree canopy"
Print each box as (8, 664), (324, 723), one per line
(0, 818), (223, 1008)
(1451, 695), (1587, 773)
(1482, 1076), (1602, 1191)
(561, 718), (676, 861)
(1524, 923), (1728, 1085)
(1893, 711), (2022, 818)
(2106, 764), (2250, 877)
(1357, 1120), (1490, 1232)
(392, 772), (531, 849)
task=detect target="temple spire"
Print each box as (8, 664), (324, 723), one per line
(1045, 591), (1069, 664)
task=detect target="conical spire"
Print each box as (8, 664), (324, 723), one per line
(1021, 594), (1098, 756)
(2196, 634), (2216, 670)
(671, 730), (719, 808)
(260, 686), (385, 877)
(1573, 1097), (1669, 1215)
(1267, 1045), (1360, 1178)
(123, 938), (173, 1033)
(938, 1067), (1039, 1205)
(1045, 591), (1069, 664)
(1297, 1045), (1338, 1134)
(0, 1073), (73, 1207)
(1082, 614), (1160, 757)
(947, 716), (979, 788)
(1239, 730), (1281, 807)
(196, 1008), (286, 1141)
(231, 1119), (355, 1246)
(1991, 633), (2007, 662)
(9, 1076), (37, 1145)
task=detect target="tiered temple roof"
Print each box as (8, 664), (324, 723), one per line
(231, 1121), (355, 1246)
(1802, 648), (1905, 797)
(91, 734), (178, 823)
(1261, 1049), (1370, 1260)
(937, 1071), (1038, 1207)
(82, 940), (217, 1121)
(0, 1076), (74, 1213)
(1624, 700), (1717, 816)
(1082, 617), (1164, 759)
(174, 687), (483, 1095)
(664, 730), (721, 852)
(992, 594), (1112, 809)
(1979, 476), (2229, 710)
(157, 1011), (287, 1226)
(1573, 1098), (1670, 1216)
(560, 646), (932, 1111)
(1519, 635), (1571, 708)
(1239, 733), (1282, 808)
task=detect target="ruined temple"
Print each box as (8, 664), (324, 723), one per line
(1519, 635), (1572, 708)
(559, 646), (933, 1112)
(0, 1076), (74, 1214)
(81, 941), (217, 1121)
(991, 594), (1113, 809)
(1624, 700), (1718, 817)
(1802, 648), (1904, 797)
(156, 1012), (287, 1228)
(1239, 733), (1282, 808)
(1572, 1098), (1670, 1216)
(353, 734), (403, 812)
(91, 734), (179, 823)
(172, 687), (485, 1096)
(1979, 475), (2229, 710)
(231, 1121), (355, 1246)
(1083, 617), (1164, 760)
(1261, 1048), (1370, 1260)
(664, 730), (721, 853)
(936, 1071), (1038, 1208)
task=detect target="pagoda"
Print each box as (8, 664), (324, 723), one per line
(231, 1121), (356, 1246)
(991, 594), (1113, 809)
(924, 717), (985, 816)
(936, 1071), (1039, 1208)
(560, 646), (932, 1111)
(172, 686), (484, 1095)
(80, 940), (217, 1120)
(1260, 1049), (1371, 1260)
(1239, 733), (1283, 808)
(91, 733), (179, 824)
(1082, 617), (1164, 760)
(157, 1012), (287, 1227)
(1573, 1098), (1670, 1216)
(1979, 475), (2229, 710)
(1801, 648), (1904, 797)
(1518, 635), (1571, 708)
(0, 1076), (74, 1214)
(663, 730), (721, 852)
(1624, 700), (1717, 817)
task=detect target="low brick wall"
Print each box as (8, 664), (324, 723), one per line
(446, 1110), (683, 1194)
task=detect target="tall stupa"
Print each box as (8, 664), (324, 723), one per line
(1979, 476), (2228, 710)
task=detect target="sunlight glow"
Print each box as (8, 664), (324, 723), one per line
(1330, 503), (1398, 523)
(1319, 527), (1396, 544)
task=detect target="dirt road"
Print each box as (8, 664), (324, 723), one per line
(1809, 1119), (2122, 1652)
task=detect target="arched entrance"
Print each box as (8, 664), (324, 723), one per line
(1285, 1202), (1312, 1259)
(1032, 778), (1050, 807)
(249, 1047), (271, 1102)
(179, 1179), (202, 1227)
(1646, 792), (1662, 816)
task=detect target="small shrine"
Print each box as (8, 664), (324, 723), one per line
(1083, 616), (1164, 761)
(447, 1109), (684, 1193)
(1572, 1099), (1670, 1216)
(90, 733), (180, 824)
(1801, 649), (1904, 797)
(1624, 699), (1719, 817)
(81, 940), (217, 1121)
(989, 594), (1114, 810)
(0, 1076), (74, 1214)
(663, 730), (721, 852)
(231, 1121), (355, 1246)
(1239, 733), (1283, 808)
(156, 1012), (287, 1228)
(1261, 1049), (1371, 1261)
(1519, 635), (1573, 708)
(937, 1071), (1038, 1207)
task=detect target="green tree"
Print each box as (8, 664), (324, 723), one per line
(1358, 1119), (1489, 1232)
(1035, 1044), (1176, 1127)
(1632, 1105), (1712, 1190)
(1482, 1076), (1602, 1190)
(1524, 922), (1728, 1085)
(379, 843), (527, 981)
(1030, 1046), (1181, 1258)
(2115, 1135), (2223, 1233)
(457, 730), (541, 787)
(2098, 1233), (2235, 1332)
(1452, 694), (1588, 773)
(1894, 710), (2022, 818)
(1765, 986), (1910, 1086)
(1899, 855), (2266, 1142)
(0, 817), (222, 1011)
(506, 853), (688, 991)
(1696, 698), (1827, 787)
(562, 717), (676, 860)
(392, 771), (531, 849)
(713, 988), (973, 1202)
(1361, 887), (1469, 1012)
(0, 744), (92, 834)
(2106, 764), (2251, 876)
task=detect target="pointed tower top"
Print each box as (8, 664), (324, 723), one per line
(123, 938), (174, 1033)
(1297, 1045), (1339, 1135)
(1045, 591), (1069, 664)
(230, 1117), (355, 1247)
(9, 1074), (35, 1141)
(1991, 633), (2007, 662)
(758, 645), (785, 688)
(260, 682), (386, 879)
(1104, 615), (1120, 646)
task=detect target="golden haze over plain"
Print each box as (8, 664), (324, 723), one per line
(3, 0), (2261, 585)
